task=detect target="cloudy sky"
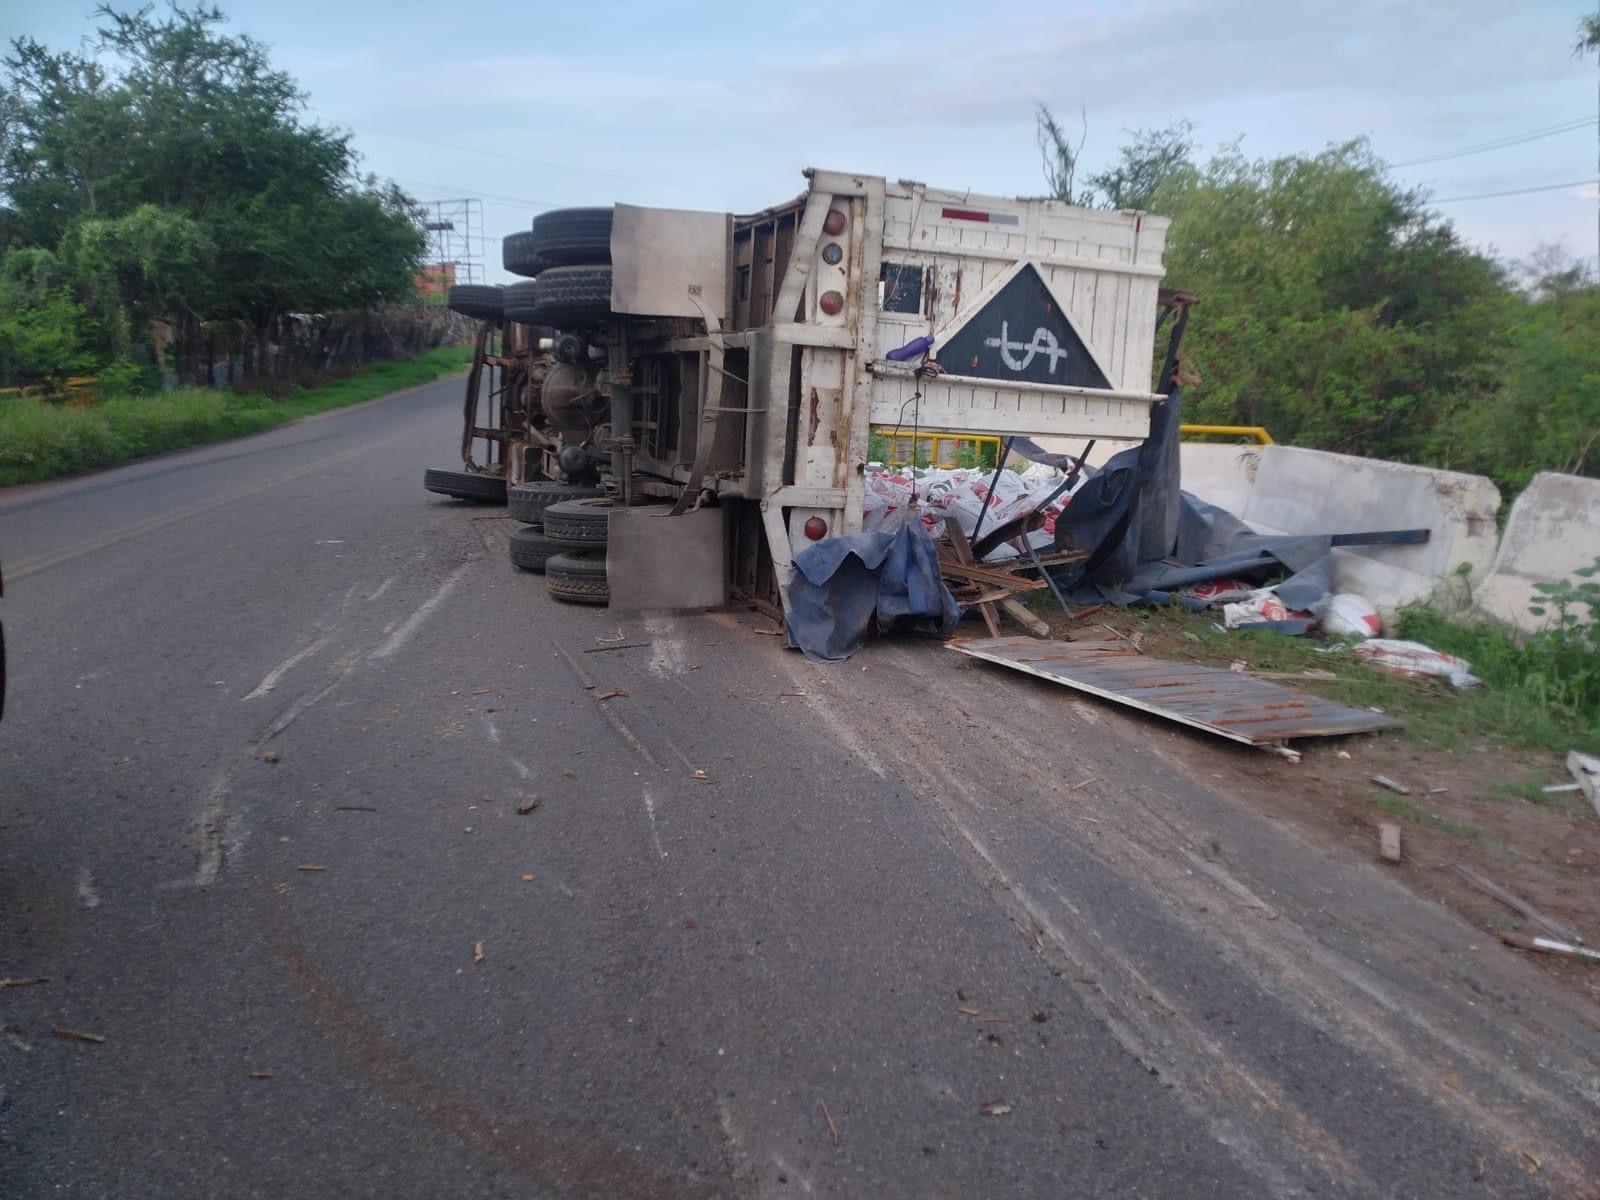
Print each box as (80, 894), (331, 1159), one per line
(6, 0), (1597, 283)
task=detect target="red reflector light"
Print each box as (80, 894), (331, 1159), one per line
(823, 209), (847, 235)
(941, 207), (990, 223)
(804, 517), (828, 540)
(819, 290), (844, 315)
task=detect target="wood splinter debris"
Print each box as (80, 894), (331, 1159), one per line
(248, 1071), (274, 1080)
(595, 689), (630, 702)
(473, 942), (486, 964)
(818, 1097), (840, 1145)
(296, 864), (328, 873)
(0, 976), (49, 990)
(979, 1099), (1014, 1116)
(690, 769), (710, 782)
(1371, 774), (1410, 795)
(52, 1026), (105, 1044)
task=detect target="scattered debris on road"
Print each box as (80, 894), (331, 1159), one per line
(296, 864), (328, 873)
(583, 642), (649, 654)
(0, 976), (48, 989)
(1378, 824), (1403, 863)
(595, 689), (629, 702)
(473, 942), (485, 964)
(690, 769), (710, 783)
(818, 1098), (840, 1145)
(1449, 863), (1581, 944)
(257, 750), (281, 763)
(1567, 750), (1600, 817)
(1502, 934), (1600, 963)
(519, 873), (535, 882)
(978, 1100), (1013, 1116)
(52, 1026), (105, 1044)
(248, 1071), (274, 1080)
(517, 793), (540, 814)
(1371, 774), (1411, 796)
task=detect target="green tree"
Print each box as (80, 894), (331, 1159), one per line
(1035, 103), (1087, 205)
(1148, 139), (1509, 464)
(0, 247), (93, 383)
(0, 4), (425, 382)
(1084, 122), (1196, 211)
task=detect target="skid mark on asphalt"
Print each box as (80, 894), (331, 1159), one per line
(552, 638), (663, 770)
(642, 788), (667, 858)
(370, 562), (472, 661)
(195, 561), (482, 887)
(75, 866), (101, 910)
(243, 635), (330, 700)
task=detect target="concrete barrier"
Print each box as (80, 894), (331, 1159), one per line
(1474, 472), (1600, 634)
(1239, 446), (1502, 618)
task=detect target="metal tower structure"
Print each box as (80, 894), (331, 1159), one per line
(420, 198), (485, 287)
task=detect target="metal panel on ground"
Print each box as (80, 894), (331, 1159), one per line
(606, 506), (726, 611)
(949, 637), (1400, 745)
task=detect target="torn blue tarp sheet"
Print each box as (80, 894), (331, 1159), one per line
(784, 524), (960, 662)
(1045, 387), (1339, 624)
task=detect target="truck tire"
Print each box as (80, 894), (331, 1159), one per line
(447, 284), (502, 321)
(528, 208), (613, 268)
(502, 230), (542, 278)
(424, 467), (506, 503)
(541, 496), (614, 547)
(530, 265), (613, 327)
(545, 551), (608, 605)
(508, 481), (604, 527)
(502, 280), (541, 325)
(509, 525), (563, 572)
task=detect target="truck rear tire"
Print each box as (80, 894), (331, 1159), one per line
(545, 551), (609, 605)
(508, 482), (605, 527)
(541, 496), (614, 547)
(502, 230), (542, 278)
(509, 525), (563, 572)
(424, 467), (506, 503)
(530, 266), (613, 327)
(446, 284), (502, 321)
(502, 280), (541, 325)
(528, 208), (613, 268)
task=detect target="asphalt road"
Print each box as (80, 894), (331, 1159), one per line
(1, 375), (1596, 1198)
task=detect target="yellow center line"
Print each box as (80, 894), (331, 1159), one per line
(8, 429), (415, 584)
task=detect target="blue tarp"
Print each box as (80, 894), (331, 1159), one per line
(784, 524), (960, 662)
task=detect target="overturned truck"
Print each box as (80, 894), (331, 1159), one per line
(425, 167), (1182, 614)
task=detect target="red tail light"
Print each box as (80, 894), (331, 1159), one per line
(819, 290), (844, 315)
(803, 517), (828, 540)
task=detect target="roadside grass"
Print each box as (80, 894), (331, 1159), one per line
(0, 344), (472, 487)
(1369, 791), (1481, 838)
(1031, 594), (1599, 756)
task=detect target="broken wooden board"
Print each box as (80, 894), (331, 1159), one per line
(949, 636), (1401, 746)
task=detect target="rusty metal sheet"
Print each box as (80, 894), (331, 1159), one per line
(949, 637), (1400, 745)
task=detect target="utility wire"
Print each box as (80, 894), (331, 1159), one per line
(1430, 178), (1598, 203)
(1390, 117), (1598, 167)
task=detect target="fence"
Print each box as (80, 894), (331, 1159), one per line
(153, 305), (474, 389)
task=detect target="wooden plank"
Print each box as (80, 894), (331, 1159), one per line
(945, 524), (1001, 638)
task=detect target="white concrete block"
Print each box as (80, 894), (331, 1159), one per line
(1240, 446), (1501, 617)
(1474, 472), (1600, 634)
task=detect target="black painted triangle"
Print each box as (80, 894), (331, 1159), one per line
(933, 265), (1109, 389)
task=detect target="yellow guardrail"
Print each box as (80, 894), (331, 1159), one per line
(1179, 424), (1275, 444)
(871, 428), (1003, 469)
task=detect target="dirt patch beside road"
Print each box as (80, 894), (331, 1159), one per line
(1025, 605), (1600, 1010)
